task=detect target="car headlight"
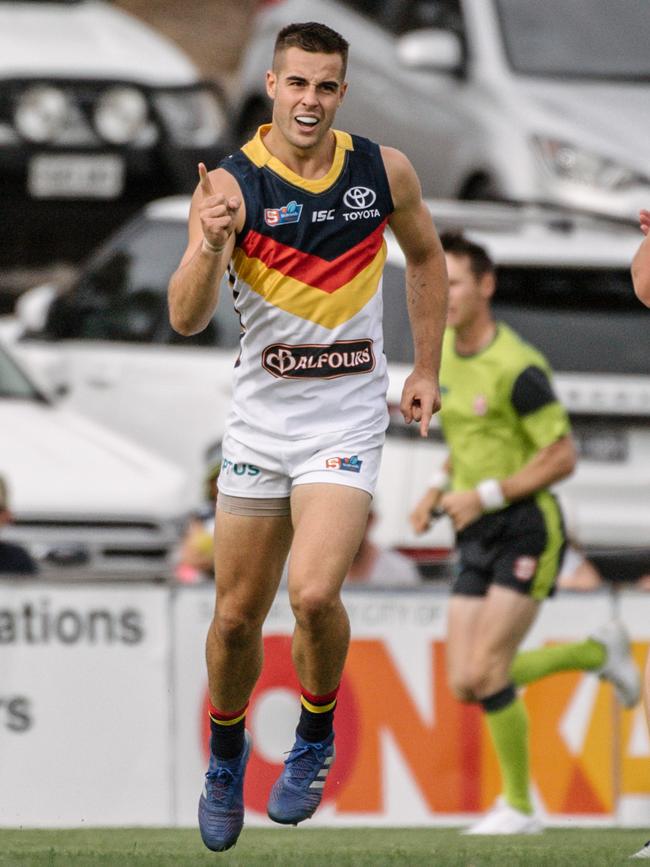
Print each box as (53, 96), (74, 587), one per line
(533, 136), (648, 191)
(14, 85), (70, 142)
(94, 86), (150, 145)
(153, 87), (227, 147)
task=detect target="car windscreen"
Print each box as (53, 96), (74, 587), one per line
(495, 0), (650, 79)
(0, 345), (42, 400)
(382, 262), (650, 374)
(42, 217), (242, 348)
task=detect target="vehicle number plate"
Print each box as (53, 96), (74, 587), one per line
(28, 154), (125, 199)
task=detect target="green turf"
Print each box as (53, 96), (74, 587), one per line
(1, 827), (647, 866)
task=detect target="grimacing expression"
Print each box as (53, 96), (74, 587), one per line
(266, 46), (347, 150)
(445, 253), (492, 330)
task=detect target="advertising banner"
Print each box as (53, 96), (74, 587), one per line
(0, 583), (171, 827)
(172, 587), (648, 827)
(3, 584), (648, 827)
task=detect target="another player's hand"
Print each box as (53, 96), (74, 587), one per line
(197, 163), (240, 253)
(640, 209), (650, 236)
(440, 490), (482, 532)
(400, 369), (441, 437)
(409, 489), (443, 534)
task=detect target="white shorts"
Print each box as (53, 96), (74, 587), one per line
(217, 417), (385, 499)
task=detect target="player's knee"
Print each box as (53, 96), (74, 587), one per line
(289, 584), (341, 629)
(448, 673), (477, 703)
(212, 607), (259, 648)
(466, 661), (508, 701)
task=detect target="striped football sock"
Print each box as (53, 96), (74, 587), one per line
(208, 701), (248, 760)
(296, 686), (339, 743)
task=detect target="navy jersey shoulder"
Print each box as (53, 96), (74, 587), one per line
(219, 132), (394, 260)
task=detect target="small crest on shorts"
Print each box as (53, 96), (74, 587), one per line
(513, 556), (538, 581)
(325, 455), (363, 473)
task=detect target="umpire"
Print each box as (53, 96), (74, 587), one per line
(410, 232), (638, 835)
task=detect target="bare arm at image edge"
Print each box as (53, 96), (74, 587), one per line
(168, 163), (243, 336)
(632, 209), (650, 307)
(383, 146), (448, 437)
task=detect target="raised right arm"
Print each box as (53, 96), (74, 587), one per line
(168, 163), (244, 336)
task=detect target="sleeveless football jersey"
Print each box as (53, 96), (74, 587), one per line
(219, 125), (394, 439)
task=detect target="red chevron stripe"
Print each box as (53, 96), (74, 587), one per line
(240, 219), (388, 295)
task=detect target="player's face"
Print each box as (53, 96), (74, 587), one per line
(266, 47), (347, 151)
(445, 253), (488, 329)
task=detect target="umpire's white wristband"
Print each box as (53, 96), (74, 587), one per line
(476, 478), (506, 511)
(429, 469), (450, 491)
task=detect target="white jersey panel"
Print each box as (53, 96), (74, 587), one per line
(227, 272), (389, 439)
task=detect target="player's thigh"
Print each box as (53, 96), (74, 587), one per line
(446, 594), (485, 689)
(214, 505), (293, 616)
(471, 584), (540, 675)
(288, 483), (371, 595)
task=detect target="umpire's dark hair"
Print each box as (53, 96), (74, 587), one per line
(274, 22), (349, 77)
(440, 231), (494, 279)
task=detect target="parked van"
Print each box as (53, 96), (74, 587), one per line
(235, 0), (650, 221)
(0, 0), (233, 268)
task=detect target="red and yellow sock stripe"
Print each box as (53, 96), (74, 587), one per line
(300, 686), (339, 715)
(208, 701), (248, 727)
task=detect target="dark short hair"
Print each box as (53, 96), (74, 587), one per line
(273, 22), (349, 78)
(440, 231), (494, 279)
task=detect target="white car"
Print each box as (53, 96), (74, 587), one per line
(0, 340), (192, 579)
(234, 0), (650, 221)
(4, 197), (649, 580)
(0, 0), (233, 271)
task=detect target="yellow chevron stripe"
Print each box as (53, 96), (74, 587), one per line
(209, 710), (247, 727)
(232, 242), (386, 329)
(242, 126), (353, 193)
(301, 696), (337, 714)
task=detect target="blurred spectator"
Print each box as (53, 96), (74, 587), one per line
(175, 454), (220, 584)
(0, 476), (37, 576)
(345, 509), (421, 587)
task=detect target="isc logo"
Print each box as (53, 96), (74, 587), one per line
(312, 209), (335, 222)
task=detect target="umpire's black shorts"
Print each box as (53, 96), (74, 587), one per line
(452, 492), (566, 601)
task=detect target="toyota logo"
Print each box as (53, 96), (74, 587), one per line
(343, 186), (377, 209)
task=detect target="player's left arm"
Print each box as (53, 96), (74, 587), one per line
(441, 366), (576, 531)
(382, 146), (449, 437)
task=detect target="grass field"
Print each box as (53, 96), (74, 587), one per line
(1, 827), (647, 866)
